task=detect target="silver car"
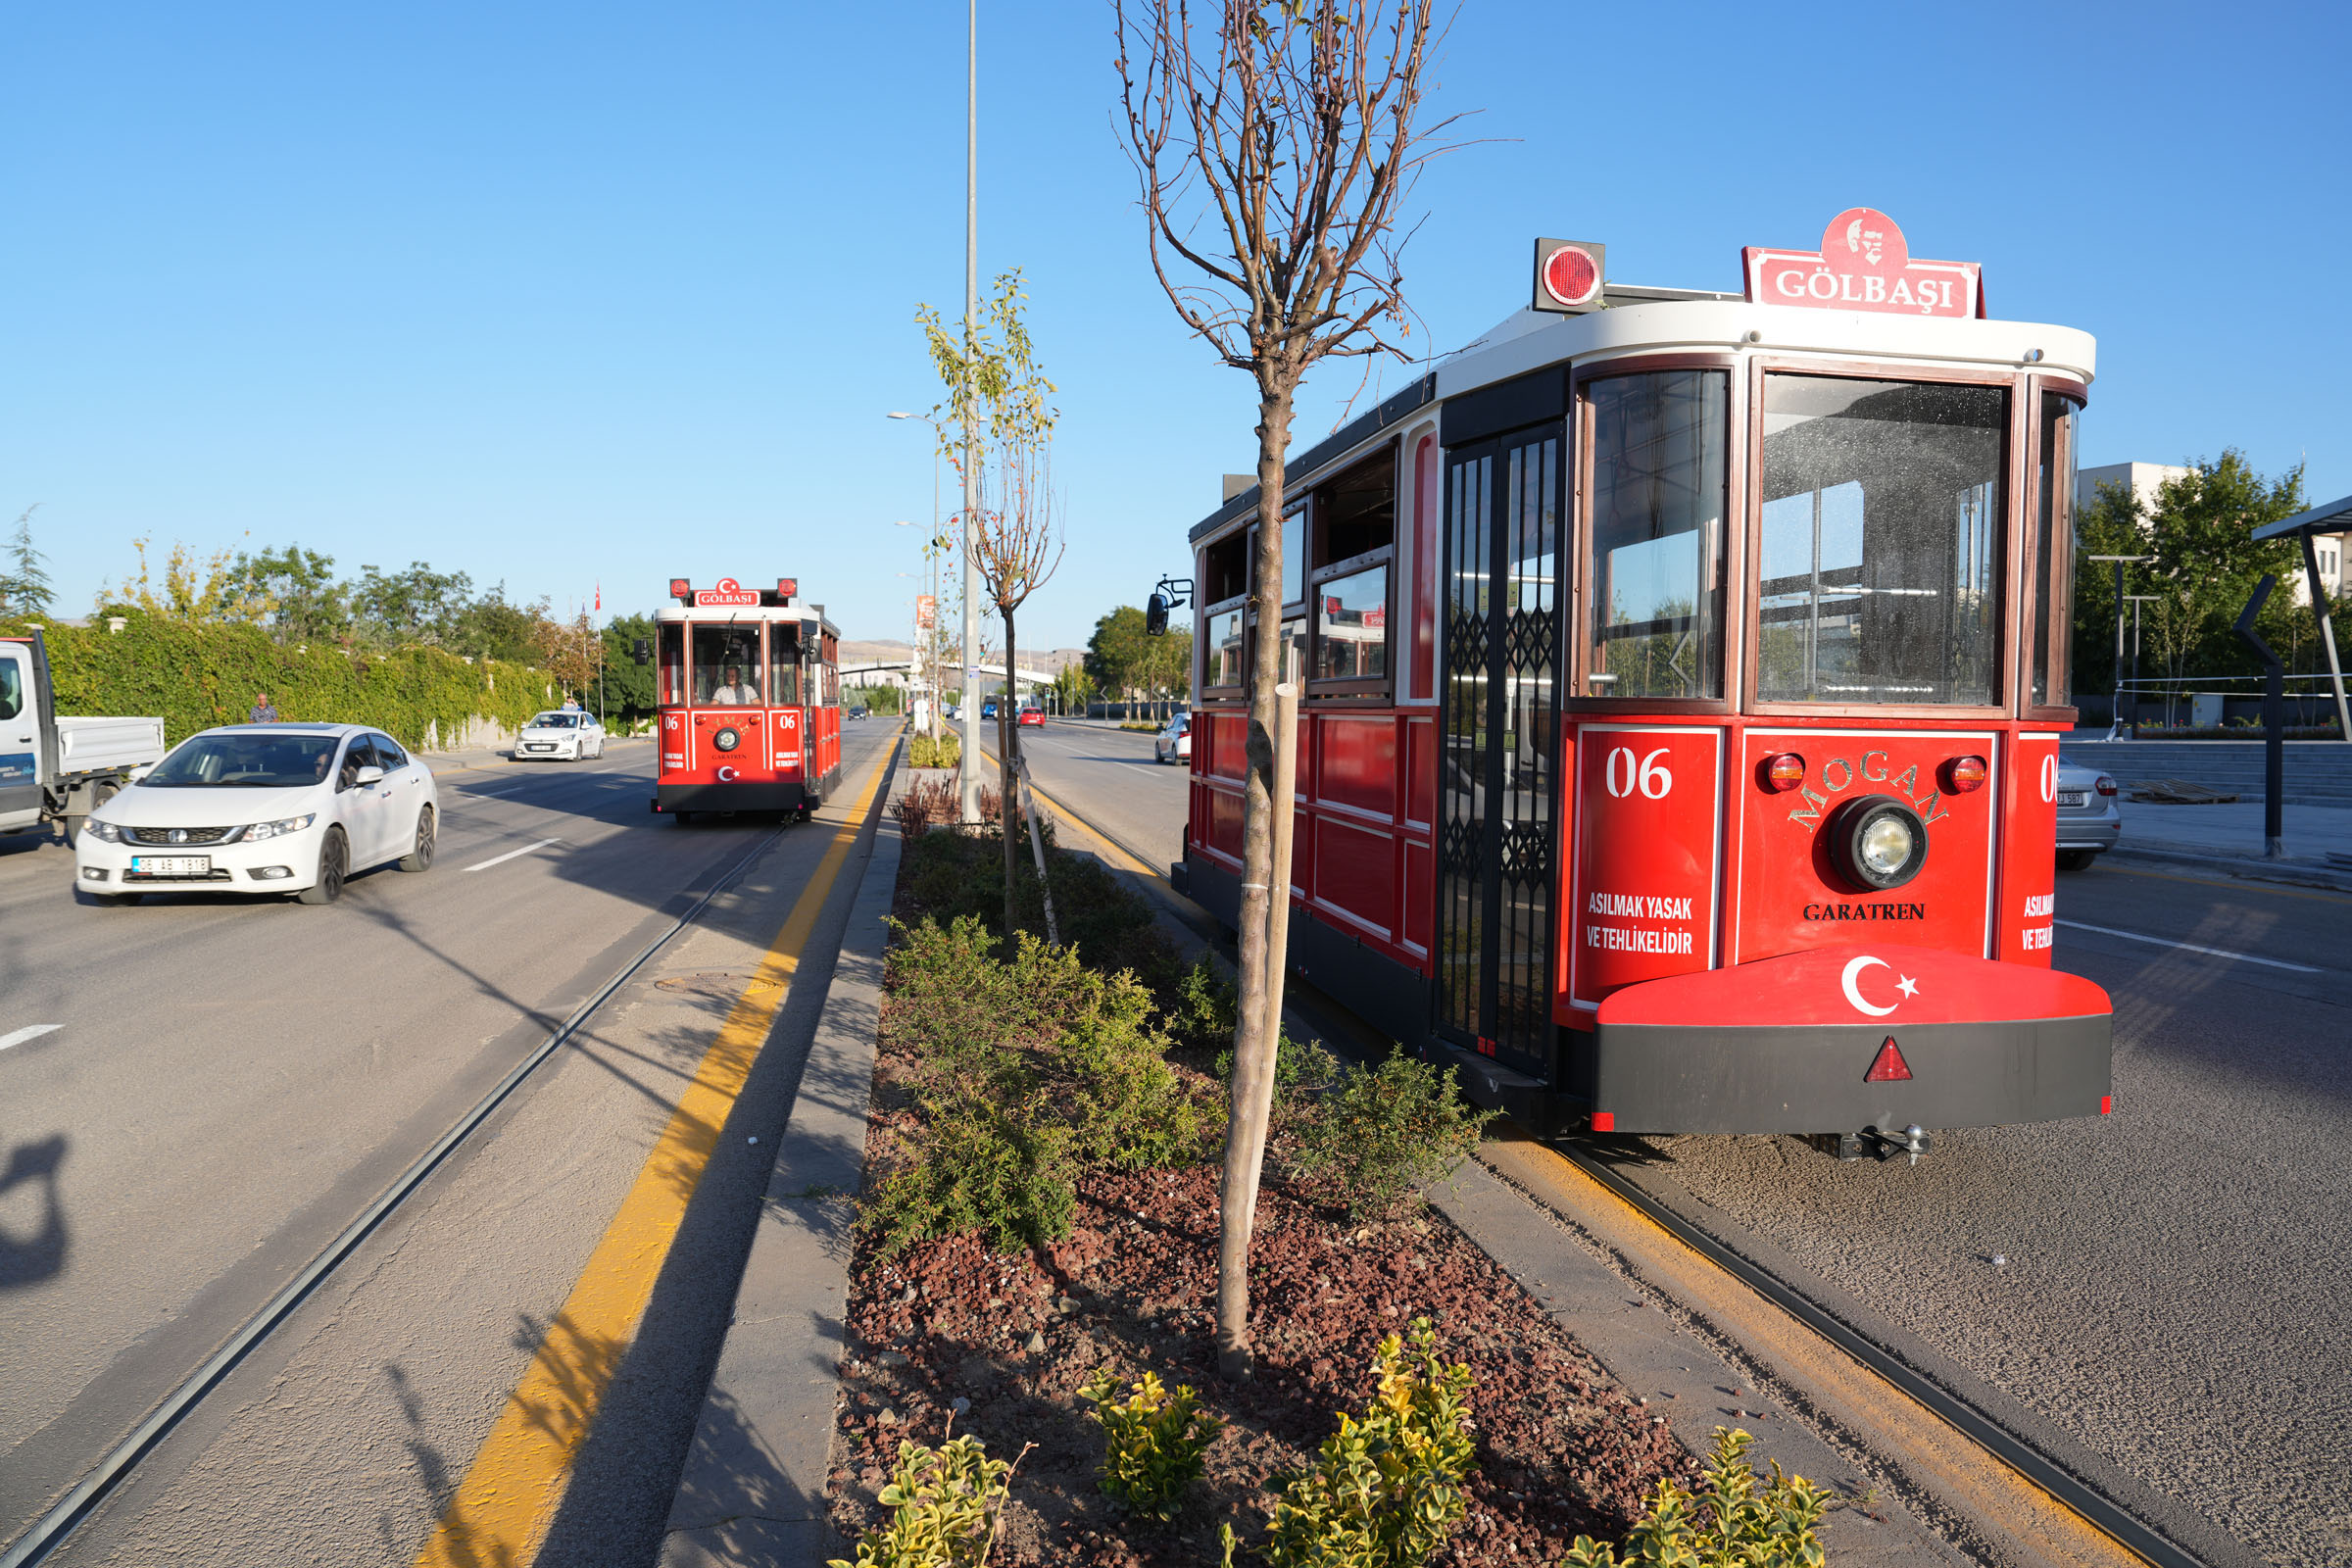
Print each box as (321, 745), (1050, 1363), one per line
(1154, 711), (1192, 765)
(2055, 760), (2120, 870)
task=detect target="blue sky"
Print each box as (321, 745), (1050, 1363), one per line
(5, 1), (2346, 650)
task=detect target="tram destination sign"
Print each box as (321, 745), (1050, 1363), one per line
(694, 576), (761, 608)
(1742, 208), (1982, 319)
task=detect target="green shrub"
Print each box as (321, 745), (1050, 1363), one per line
(1561, 1428), (1827, 1568)
(1261, 1321), (1477, 1568)
(898, 825), (1174, 988)
(908, 731), (962, 770)
(1287, 1048), (1494, 1219)
(1170, 956), (1238, 1052)
(868, 917), (1206, 1254)
(1078, 1368), (1221, 1521)
(830, 1433), (1017, 1568)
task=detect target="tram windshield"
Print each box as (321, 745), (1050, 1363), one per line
(767, 622), (804, 707)
(1585, 369), (1728, 701)
(1757, 375), (2007, 707)
(693, 624), (763, 706)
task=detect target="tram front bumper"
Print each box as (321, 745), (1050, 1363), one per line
(1589, 945), (2112, 1135)
(653, 780), (811, 814)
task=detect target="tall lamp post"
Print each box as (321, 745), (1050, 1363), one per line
(2086, 555), (2153, 740)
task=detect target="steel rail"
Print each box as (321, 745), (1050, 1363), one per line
(1551, 1143), (2211, 1568)
(0, 822), (796, 1568)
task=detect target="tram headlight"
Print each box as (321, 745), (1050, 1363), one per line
(1827, 795), (1929, 892)
(713, 726), (742, 753)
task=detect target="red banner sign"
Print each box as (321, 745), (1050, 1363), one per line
(694, 575), (760, 608)
(1742, 209), (1981, 319)
(915, 594), (936, 630)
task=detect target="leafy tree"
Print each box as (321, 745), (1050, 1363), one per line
(2073, 452), (2309, 713)
(1051, 661), (1095, 714)
(0, 505), (54, 618)
(1086, 605), (1152, 707)
(105, 536), (275, 623)
(448, 583), (546, 664)
(352, 561), (474, 649)
(601, 612), (660, 721)
(232, 544), (351, 645)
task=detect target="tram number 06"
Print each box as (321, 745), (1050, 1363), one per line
(1604, 746), (1674, 801)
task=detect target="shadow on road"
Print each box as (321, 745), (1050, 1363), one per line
(0, 1131), (68, 1289)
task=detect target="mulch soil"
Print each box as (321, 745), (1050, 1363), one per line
(827, 836), (1701, 1566)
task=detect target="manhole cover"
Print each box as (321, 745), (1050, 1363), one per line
(654, 972), (784, 1000)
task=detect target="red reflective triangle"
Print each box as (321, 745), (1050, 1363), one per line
(1864, 1037), (1913, 1083)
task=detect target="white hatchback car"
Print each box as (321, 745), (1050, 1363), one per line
(515, 710), (606, 760)
(74, 724), (439, 906)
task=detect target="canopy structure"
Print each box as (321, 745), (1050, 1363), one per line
(2250, 494), (2352, 741)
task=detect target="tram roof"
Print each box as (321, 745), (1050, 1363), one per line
(1190, 290), (2097, 544)
(655, 603), (839, 637)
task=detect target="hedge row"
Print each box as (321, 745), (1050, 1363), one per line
(1, 614), (557, 753)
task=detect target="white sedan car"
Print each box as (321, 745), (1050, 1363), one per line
(74, 724), (439, 906)
(1154, 711), (1192, 765)
(515, 710), (605, 760)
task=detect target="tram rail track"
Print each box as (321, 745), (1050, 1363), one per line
(1022, 760), (2226, 1568)
(0, 824), (793, 1568)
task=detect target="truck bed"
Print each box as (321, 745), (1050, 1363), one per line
(58, 715), (167, 777)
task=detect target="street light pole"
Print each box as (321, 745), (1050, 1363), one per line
(2087, 555), (2153, 740)
(956, 0), (983, 825)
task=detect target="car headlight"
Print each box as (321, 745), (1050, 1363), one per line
(83, 818), (125, 844)
(244, 812), (318, 841)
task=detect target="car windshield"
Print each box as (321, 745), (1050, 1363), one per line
(531, 713), (579, 728)
(142, 733), (339, 788)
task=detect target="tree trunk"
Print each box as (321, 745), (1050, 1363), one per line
(1216, 385), (1298, 1380)
(1002, 609), (1020, 934)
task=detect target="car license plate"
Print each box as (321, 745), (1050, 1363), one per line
(2056, 790), (2088, 808)
(527, 744), (553, 751)
(131, 855), (211, 876)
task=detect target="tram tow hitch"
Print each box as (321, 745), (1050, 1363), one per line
(1862, 1123), (1934, 1164)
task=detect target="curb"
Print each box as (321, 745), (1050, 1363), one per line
(659, 740), (906, 1568)
(2099, 843), (2352, 894)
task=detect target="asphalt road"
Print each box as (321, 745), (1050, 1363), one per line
(0, 724), (902, 1563)
(1014, 719), (2352, 1568)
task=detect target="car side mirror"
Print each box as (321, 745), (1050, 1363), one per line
(632, 638), (651, 666)
(356, 765), (385, 785)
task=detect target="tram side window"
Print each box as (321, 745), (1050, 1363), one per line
(1205, 607), (1245, 691)
(658, 622), (686, 707)
(768, 624), (804, 706)
(1308, 447), (1396, 694)
(693, 624), (762, 706)
(2032, 395), (2082, 708)
(1584, 369), (1728, 700)
(1758, 375), (2007, 707)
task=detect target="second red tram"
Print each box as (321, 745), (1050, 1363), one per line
(651, 577), (842, 821)
(1174, 211), (2114, 1147)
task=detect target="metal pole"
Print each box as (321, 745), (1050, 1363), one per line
(2111, 559), (2126, 739)
(2301, 530), (2352, 744)
(956, 0), (983, 824)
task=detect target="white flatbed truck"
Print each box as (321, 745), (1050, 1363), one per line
(1, 629), (168, 842)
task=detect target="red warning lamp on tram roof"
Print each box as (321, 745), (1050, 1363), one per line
(669, 577), (693, 602)
(1532, 238), (1606, 314)
(776, 577), (799, 602)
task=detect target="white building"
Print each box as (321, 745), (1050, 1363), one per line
(2080, 460), (2343, 606)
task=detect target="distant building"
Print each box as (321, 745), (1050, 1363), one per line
(2076, 461), (2190, 517)
(2078, 460), (2343, 606)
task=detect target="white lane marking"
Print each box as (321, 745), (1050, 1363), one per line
(2053, 918), (2324, 973)
(466, 787), (522, 799)
(464, 838), (562, 873)
(0, 1024), (63, 1053)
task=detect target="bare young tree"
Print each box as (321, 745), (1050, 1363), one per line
(975, 434), (1067, 933)
(1114, 0), (1455, 1378)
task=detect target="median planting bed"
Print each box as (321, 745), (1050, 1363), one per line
(821, 822), (1729, 1567)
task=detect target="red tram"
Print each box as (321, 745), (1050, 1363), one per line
(1174, 211), (2113, 1150)
(650, 577), (842, 822)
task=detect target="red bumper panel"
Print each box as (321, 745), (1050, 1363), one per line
(1591, 945), (2111, 1135)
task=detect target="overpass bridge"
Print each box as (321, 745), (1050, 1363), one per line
(839, 660), (1055, 690)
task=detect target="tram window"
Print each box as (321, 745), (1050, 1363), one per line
(1313, 565), (1389, 682)
(2031, 395), (2082, 708)
(1757, 375), (2007, 707)
(1250, 504), (1308, 608)
(692, 624), (762, 706)
(768, 624), (804, 706)
(1316, 449), (1396, 564)
(1584, 369), (1728, 700)
(658, 622), (686, 707)
(1202, 533), (1247, 605)
(1206, 608), (1246, 690)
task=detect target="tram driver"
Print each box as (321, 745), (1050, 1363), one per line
(710, 661), (761, 707)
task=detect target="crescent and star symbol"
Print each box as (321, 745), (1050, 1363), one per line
(1839, 955), (1919, 1017)
(715, 765), (740, 782)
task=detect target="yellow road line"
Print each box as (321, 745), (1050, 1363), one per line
(1484, 1129), (2154, 1568)
(413, 743), (894, 1568)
